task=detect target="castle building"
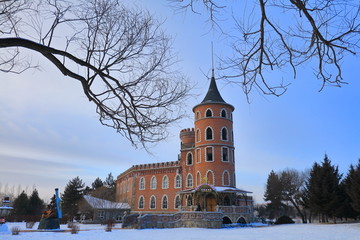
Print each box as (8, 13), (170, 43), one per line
(116, 72), (254, 225)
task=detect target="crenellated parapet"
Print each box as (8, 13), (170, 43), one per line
(117, 161), (180, 180)
(180, 128), (195, 150)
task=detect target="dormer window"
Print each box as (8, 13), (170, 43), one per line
(205, 109), (213, 117)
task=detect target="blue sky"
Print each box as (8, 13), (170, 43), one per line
(0, 1), (359, 203)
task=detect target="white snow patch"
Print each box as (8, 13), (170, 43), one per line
(0, 222), (359, 240)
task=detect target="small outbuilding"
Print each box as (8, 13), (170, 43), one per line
(79, 195), (130, 223)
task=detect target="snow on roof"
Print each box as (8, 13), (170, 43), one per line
(83, 195), (130, 210)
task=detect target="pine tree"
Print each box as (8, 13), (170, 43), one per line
(346, 159), (360, 213)
(28, 189), (45, 216)
(61, 176), (85, 221)
(264, 170), (283, 219)
(12, 191), (29, 216)
(91, 177), (103, 190)
(307, 155), (342, 222)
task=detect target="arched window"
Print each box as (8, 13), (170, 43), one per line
(196, 129), (201, 142)
(206, 170), (214, 185)
(222, 170), (230, 186)
(221, 127), (228, 141)
(206, 127), (213, 140)
(150, 195), (156, 209)
(196, 148), (201, 163)
(221, 109), (227, 118)
(222, 147), (229, 162)
(138, 196), (145, 209)
(186, 195), (193, 206)
(206, 147), (213, 162)
(175, 175), (182, 188)
(196, 111), (200, 120)
(162, 175), (169, 189)
(150, 176), (157, 189)
(206, 108), (213, 117)
(186, 174), (193, 188)
(224, 196), (231, 206)
(162, 195), (168, 209)
(186, 152), (193, 165)
(174, 195), (181, 209)
(139, 177), (145, 190)
(196, 171), (201, 185)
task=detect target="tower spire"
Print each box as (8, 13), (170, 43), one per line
(211, 42), (214, 78)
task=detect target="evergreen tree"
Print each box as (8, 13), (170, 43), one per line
(345, 159), (360, 213)
(28, 189), (45, 216)
(91, 177), (103, 190)
(12, 191), (29, 216)
(307, 155), (342, 222)
(104, 173), (116, 188)
(103, 172), (116, 201)
(62, 176), (85, 221)
(264, 170), (283, 219)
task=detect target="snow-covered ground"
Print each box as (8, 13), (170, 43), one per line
(1, 222), (359, 240)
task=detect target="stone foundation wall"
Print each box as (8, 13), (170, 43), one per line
(123, 212), (223, 229)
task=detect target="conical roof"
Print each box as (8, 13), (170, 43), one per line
(200, 75), (225, 104)
(193, 72), (234, 111)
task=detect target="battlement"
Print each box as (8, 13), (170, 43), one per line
(180, 128), (194, 136)
(117, 161), (180, 180)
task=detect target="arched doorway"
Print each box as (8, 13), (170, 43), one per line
(222, 216), (232, 224)
(205, 194), (216, 212)
(237, 217), (247, 225)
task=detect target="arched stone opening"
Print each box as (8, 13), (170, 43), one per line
(237, 217), (247, 224)
(222, 216), (232, 224)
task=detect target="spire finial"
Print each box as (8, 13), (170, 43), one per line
(211, 42), (214, 78)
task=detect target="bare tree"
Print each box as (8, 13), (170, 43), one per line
(172, 0), (360, 98)
(0, 0), (190, 148)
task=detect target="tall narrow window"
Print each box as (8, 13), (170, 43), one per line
(175, 195), (181, 209)
(162, 175), (169, 189)
(206, 147), (213, 162)
(162, 195), (168, 209)
(187, 174), (193, 188)
(186, 195), (193, 206)
(196, 171), (201, 185)
(139, 177), (145, 190)
(196, 148), (201, 163)
(175, 175), (182, 188)
(196, 111), (200, 120)
(150, 195), (156, 209)
(221, 109), (227, 118)
(206, 170), (214, 185)
(206, 109), (213, 117)
(206, 127), (213, 140)
(138, 196), (145, 209)
(222, 147), (229, 162)
(196, 129), (201, 142)
(186, 152), (193, 165)
(150, 176), (157, 189)
(223, 171), (230, 186)
(221, 127), (228, 141)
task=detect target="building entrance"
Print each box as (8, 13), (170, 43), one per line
(205, 194), (216, 212)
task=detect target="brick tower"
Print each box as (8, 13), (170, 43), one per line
(192, 70), (235, 188)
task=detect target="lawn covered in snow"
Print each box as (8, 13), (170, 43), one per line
(1, 222), (359, 240)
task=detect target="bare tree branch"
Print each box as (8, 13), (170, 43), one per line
(172, 0), (360, 98)
(0, 0), (190, 148)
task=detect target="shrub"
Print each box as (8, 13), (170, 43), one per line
(275, 216), (295, 225)
(11, 226), (20, 235)
(26, 222), (35, 229)
(70, 224), (80, 234)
